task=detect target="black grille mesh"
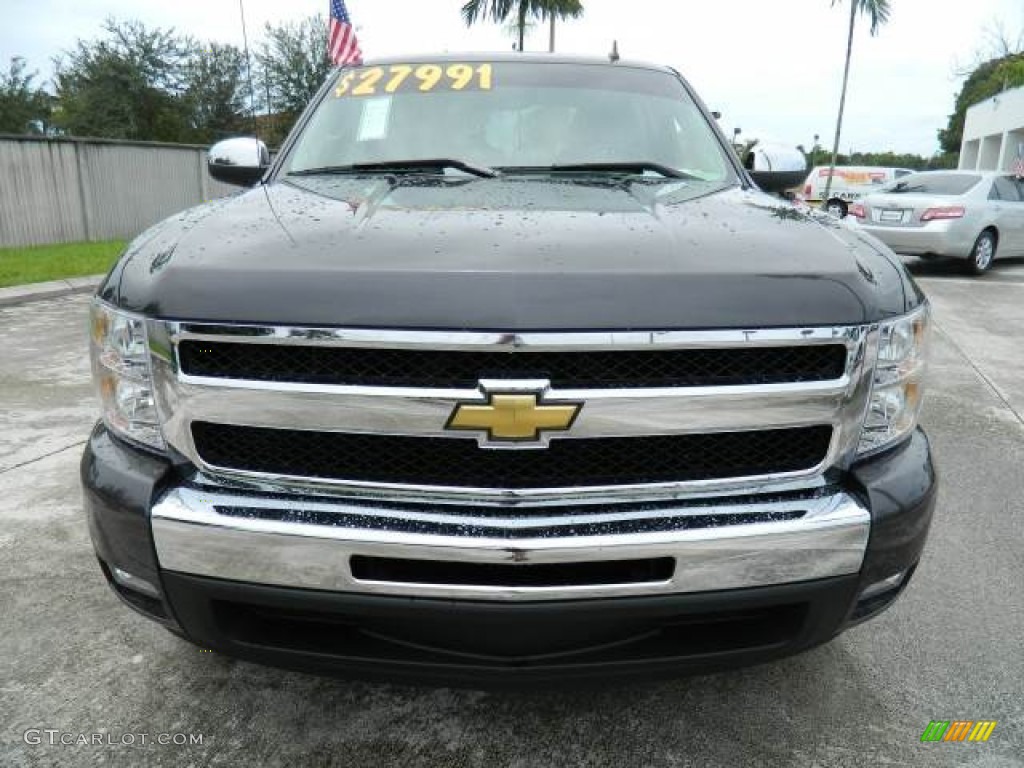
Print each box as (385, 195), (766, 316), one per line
(178, 341), (848, 389)
(191, 423), (833, 488)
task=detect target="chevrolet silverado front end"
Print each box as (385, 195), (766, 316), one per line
(82, 55), (936, 684)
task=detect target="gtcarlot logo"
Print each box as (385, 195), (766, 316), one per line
(23, 730), (204, 747)
(920, 720), (997, 743)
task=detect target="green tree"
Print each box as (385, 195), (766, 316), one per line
(53, 19), (191, 141)
(255, 14), (331, 145)
(0, 57), (52, 134)
(461, 0), (584, 53)
(182, 42), (250, 144)
(938, 53), (1024, 155)
(846, 150), (928, 169)
(52, 19), (250, 145)
(822, 0), (891, 206)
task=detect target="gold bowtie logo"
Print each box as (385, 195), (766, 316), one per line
(446, 389), (582, 446)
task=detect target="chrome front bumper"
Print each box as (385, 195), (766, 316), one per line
(151, 486), (871, 602)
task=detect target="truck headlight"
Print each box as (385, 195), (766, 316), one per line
(857, 305), (930, 456)
(89, 301), (165, 451)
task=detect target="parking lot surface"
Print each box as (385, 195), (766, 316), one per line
(1, 259), (1023, 768)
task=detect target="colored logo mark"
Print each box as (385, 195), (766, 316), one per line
(920, 721), (996, 743)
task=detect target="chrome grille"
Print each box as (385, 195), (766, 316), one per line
(191, 422), (834, 489)
(147, 323), (877, 502)
(177, 340), (848, 389)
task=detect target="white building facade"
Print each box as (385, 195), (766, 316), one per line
(959, 84), (1024, 172)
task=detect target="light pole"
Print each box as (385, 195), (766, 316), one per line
(811, 134), (819, 167)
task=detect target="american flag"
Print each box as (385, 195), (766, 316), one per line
(329, 0), (362, 67)
(1014, 155), (1024, 180)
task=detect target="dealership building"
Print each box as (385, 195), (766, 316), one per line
(959, 84), (1024, 172)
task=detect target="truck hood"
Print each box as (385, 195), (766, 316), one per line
(105, 175), (913, 329)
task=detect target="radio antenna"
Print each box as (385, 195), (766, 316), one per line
(238, 0), (260, 143)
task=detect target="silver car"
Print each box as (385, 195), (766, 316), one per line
(850, 170), (1024, 274)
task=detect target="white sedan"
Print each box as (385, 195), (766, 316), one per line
(849, 170), (1024, 275)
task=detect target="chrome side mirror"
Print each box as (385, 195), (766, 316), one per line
(207, 137), (271, 187)
(746, 142), (808, 194)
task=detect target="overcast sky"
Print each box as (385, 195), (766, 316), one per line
(3, 0), (1022, 156)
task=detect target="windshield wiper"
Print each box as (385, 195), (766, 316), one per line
(288, 158), (499, 179)
(500, 162), (692, 179)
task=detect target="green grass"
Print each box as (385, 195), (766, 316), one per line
(0, 240), (125, 289)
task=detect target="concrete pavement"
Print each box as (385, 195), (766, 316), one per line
(1, 263), (1022, 767)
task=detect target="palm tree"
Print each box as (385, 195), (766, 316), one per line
(544, 2), (582, 53)
(822, 0), (891, 210)
(501, 16), (538, 48)
(462, 0), (583, 53)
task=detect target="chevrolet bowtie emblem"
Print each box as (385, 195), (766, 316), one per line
(446, 384), (582, 447)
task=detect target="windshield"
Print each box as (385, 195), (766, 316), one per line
(281, 60), (734, 182)
(883, 172), (981, 196)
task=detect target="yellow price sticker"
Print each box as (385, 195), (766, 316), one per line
(335, 63), (493, 98)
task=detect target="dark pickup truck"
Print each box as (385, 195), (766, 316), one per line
(82, 54), (936, 685)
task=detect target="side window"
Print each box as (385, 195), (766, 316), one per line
(992, 177), (1021, 202)
(894, 169), (912, 178)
